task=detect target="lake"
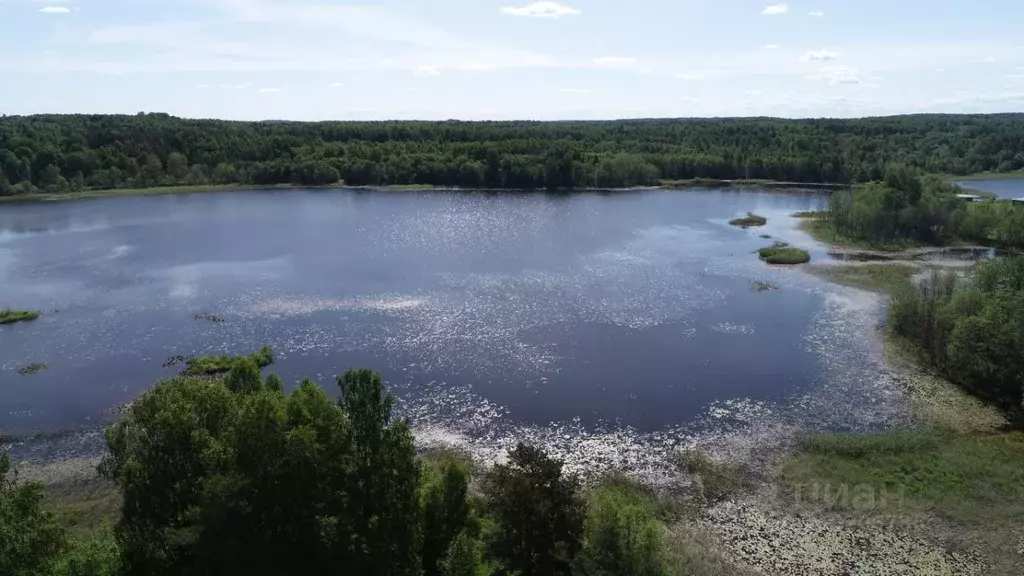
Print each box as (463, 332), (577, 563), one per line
(956, 178), (1024, 199)
(0, 188), (907, 476)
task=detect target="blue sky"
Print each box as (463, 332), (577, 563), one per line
(2, 0), (1023, 120)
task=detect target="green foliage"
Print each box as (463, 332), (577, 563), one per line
(827, 165), (1024, 250)
(889, 258), (1024, 414)
(3, 113), (1024, 194)
(100, 366), (421, 576)
(575, 481), (665, 576)
(0, 453), (66, 576)
(422, 459), (471, 576)
(483, 443), (585, 576)
(0, 309), (41, 324)
(184, 345), (274, 375)
(441, 532), (483, 576)
(53, 526), (121, 576)
(783, 429), (1024, 521)
(757, 243), (811, 265)
(728, 213), (767, 228)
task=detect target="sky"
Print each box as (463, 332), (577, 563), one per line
(1, 0), (1024, 120)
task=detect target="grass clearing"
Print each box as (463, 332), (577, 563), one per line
(678, 450), (748, 503)
(728, 213), (767, 228)
(798, 218), (920, 252)
(45, 480), (122, 538)
(757, 242), (810, 265)
(0, 309), (41, 324)
(184, 345), (274, 375)
(806, 263), (917, 294)
(780, 428), (1024, 523)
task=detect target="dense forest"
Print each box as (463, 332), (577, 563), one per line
(2, 113), (1024, 193)
(3, 364), (685, 576)
(825, 165), (1024, 250)
(889, 257), (1024, 420)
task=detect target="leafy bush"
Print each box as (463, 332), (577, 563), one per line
(575, 481), (665, 576)
(184, 345), (274, 375)
(0, 453), (65, 576)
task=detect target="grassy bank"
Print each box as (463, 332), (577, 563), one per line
(0, 309), (40, 324)
(797, 215), (921, 252)
(781, 428), (1024, 523)
(806, 264), (917, 294)
(952, 170), (1024, 181)
(658, 178), (846, 190)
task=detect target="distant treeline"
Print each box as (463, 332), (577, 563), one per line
(2, 113), (1024, 194)
(826, 165), (1024, 250)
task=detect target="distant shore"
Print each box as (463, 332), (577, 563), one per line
(0, 179), (853, 204)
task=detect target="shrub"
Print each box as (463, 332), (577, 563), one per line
(757, 242), (810, 265)
(575, 481), (665, 576)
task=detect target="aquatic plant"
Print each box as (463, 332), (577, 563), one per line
(18, 362), (47, 375)
(757, 243), (810, 265)
(728, 213), (768, 228)
(0, 309), (40, 325)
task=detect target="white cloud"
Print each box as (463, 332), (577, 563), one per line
(330, 82), (345, 88)
(762, 44), (780, 50)
(39, 6), (70, 13)
(675, 73), (705, 81)
(809, 11), (825, 17)
(501, 2), (581, 19)
(593, 56), (638, 67)
(257, 87), (281, 92)
(805, 66), (861, 85)
(761, 4), (788, 16)
(558, 88), (591, 94)
(982, 55), (997, 63)
(413, 66), (441, 76)
(1007, 73), (1024, 79)
(799, 49), (839, 62)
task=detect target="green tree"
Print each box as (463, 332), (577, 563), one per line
(574, 483), (664, 576)
(483, 444), (584, 576)
(422, 459), (471, 576)
(441, 532), (482, 576)
(166, 152), (189, 183)
(338, 368), (422, 576)
(0, 453), (66, 576)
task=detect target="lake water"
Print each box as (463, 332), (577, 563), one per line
(0, 188), (906, 476)
(956, 178), (1024, 199)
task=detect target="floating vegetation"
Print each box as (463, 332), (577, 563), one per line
(193, 312), (225, 323)
(162, 355), (190, 368)
(757, 242), (810, 265)
(728, 213), (768, 228)
(184, 346), (274, 376)
(759, 234), (772, 239)
(18, 362), (47, 375)
(0, 309), (41, 324)
(754, 281), (779, 292)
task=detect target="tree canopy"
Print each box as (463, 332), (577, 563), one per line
(2, 113), (1024, 194)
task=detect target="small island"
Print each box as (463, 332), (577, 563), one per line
(18, 362), (47, 375)
(0, 309), (41, 325)
(185, 346), (275, 376)
(757, 242), (811, 265)
(728, 212), (768, 228)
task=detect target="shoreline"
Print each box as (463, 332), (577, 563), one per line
(0, 180), (845, 205)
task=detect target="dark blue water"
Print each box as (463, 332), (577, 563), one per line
(956, 178), (1024, 199)
(1, 188), (841, 439)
